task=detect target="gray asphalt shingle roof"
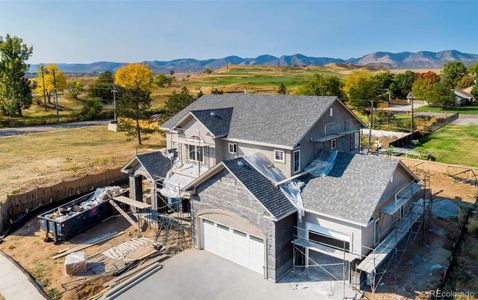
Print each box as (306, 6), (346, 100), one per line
(135, 151), (173, 179)
(190, 107), (233, 137)
(161, 94), (339, 147)
(301, 152), (402, 226)
(223, 157), (296, 219)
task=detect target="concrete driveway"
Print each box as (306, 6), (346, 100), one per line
(117, 249), (356, 300)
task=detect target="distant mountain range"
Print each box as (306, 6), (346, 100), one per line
(29, 50), (478, 74)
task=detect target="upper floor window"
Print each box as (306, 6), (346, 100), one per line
(354, 132), (360, 149)
(293, 150), (301, 173)
(330, 138), (337, 150)
(228, 143), (237, 154)
(329, 107), (334, 117)
(188, 144), (204, 162)
(274, 150), (285, 163)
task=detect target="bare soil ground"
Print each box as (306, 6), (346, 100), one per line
(0, 212), (189, 300)
(401, 160), (478, 203)
(444, 209), (478, 297)
(0, 125), (165, 200)
(365, 216), (462, 300)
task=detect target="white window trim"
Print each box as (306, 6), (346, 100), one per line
(329, 107), (333, 117)
(293, 149), (301, 173)
(228, 143), (237, 154)
(274, 150), (285, 163)
(354, 132), (360, 149)
(330, 138), (337, 150)
(188, 144), (204, 162)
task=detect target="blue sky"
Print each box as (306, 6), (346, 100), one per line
(1, 0), (477, 64)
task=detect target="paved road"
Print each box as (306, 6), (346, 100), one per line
(0, 120), (112, 137)
(0, 251), (47, 300)
(381, 101), (427, 112)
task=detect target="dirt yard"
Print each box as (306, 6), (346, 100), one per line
(444, 208), (478, 297)
(0, 211), (190, 300)
(367, 214), (462, 300)
(0, 125), (165, 200)
(400, 159), (478, 203)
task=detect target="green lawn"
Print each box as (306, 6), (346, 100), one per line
(413, 125), (478, 167)
(416, 105), (478, 114)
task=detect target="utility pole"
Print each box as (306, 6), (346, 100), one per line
(112, 86), (118, 121)
(368, 100), (374, 154)
(52, 69), (59, 122)
(40, 65), (47, 111)
(410, 96), (414, 133)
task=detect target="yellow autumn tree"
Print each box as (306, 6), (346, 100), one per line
(114, 63), (154, 91)
(35, 64), (67, 106)
(342, 70), (371, 99)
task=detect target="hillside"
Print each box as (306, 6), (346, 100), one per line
(28, 50), (478, 74)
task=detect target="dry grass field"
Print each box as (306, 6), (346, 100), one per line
(0, 126), (165, 200)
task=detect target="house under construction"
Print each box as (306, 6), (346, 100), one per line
(117, 94), (431, 297)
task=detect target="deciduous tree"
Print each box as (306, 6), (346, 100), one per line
(67, 80), (84, 99)
(35, 64), (67, 105)
(115, 64), (154, 91)
(456, 75), (475, 89)
(467, 62), (478, 81)
(342, 71), (381, 112)
(153, 73), (174, 88)
(391, 71), (416, 99)
(442, 61), (467, 87)
(411, 71), (440, 103)
(0, 34), (33, 116)
(295, 74), (343, 98)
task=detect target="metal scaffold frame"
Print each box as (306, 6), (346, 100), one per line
(152, 180), (191, 254)
(291, 172), (433, 300)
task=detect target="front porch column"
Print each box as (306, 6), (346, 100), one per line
(150, 181), (158, 211)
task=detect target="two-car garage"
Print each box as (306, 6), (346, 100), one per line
(200, 218), (265, 275)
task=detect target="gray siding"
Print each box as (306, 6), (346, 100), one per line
(296, 102), (362, 173)
(361, 165), (416, 250)
(190, 169), (294, 281)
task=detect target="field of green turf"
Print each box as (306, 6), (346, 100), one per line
(416, 105), (478, 114)
(187, 66), (341, 89)
(413, 125), (478, 167)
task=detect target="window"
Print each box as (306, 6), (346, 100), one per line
(330, 138), (337, 150)
(228, 143), (237, 154)
(293, 150), (301, 173)
(329, 107), (334, 117)
(274, 150), (285, 162)
(309, 230), (350, 252)
(188, 144), (204, 162)
(354, 132), (360, 149)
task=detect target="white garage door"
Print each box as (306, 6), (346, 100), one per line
(201, 218), (265, 274)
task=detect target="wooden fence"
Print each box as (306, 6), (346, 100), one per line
(0, 168), (128, 232)
(389, 113), (459, 148)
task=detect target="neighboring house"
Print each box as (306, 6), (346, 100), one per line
(454, 89), (475, 106)
(121, 94), (423, 287)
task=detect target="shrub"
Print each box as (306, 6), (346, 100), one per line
(80, 99), (103, 119)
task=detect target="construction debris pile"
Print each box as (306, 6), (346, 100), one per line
(44, 186), (125, 222)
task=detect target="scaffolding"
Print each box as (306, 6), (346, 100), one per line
(291, 173), (433, 299)
(152, 179), (191, 254)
